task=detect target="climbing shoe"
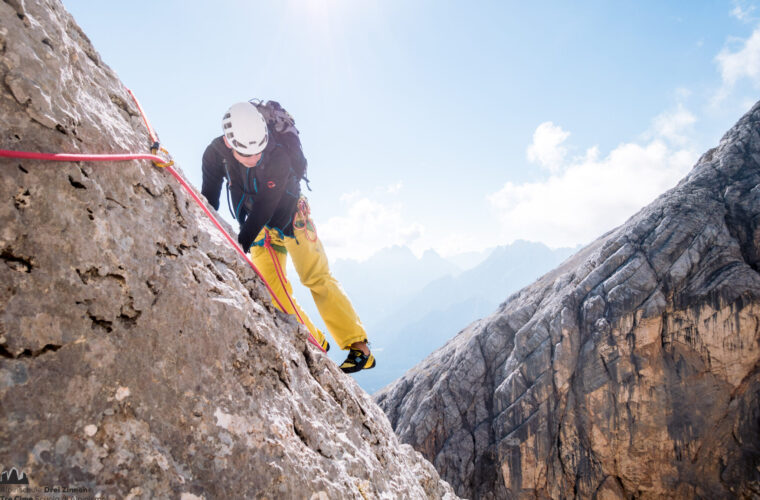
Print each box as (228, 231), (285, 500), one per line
(339, 349), (376, 374)
(319, 337), (330, 352)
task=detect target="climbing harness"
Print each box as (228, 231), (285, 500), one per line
(0, 88), (325, 353)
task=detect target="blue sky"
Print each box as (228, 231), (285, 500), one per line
(62, 0), (760, 261)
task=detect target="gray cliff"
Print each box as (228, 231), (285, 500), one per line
(0, 1), (458, 498)
(376, 102), (760, 498)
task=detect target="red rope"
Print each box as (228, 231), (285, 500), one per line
(264, 231), (309, 326)
(127, 88), (158, 143)
(0, 149), (167, 163)
(0, 90), (326, 353)
(265, 232), (289, 286)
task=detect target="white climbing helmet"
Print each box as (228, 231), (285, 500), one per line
(222, 102), (268, 156)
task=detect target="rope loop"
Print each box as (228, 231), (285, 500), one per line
(294, 197), (318, 242)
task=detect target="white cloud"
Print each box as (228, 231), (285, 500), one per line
(652, 105), (696, 146)
(488, 114), (698, 248)
(339, 190), (362, 204)
(675, 87), (693, 100)
(715, 25), (760, 101)
(385, 182), (404, 194)
(526, 121), (570, 173)
(318, 195), (424, 261)
(732, 6), (750, 20)
(731, 1), (757, 21)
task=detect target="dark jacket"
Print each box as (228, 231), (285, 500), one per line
(201, 134), (305, 252)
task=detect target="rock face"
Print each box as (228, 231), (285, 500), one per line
(0, 2), (457, 498)
(376, 104), (760, 498)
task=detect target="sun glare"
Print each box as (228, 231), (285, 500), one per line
(298, 0), (340, 28)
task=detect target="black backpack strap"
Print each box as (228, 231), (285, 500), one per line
(222, 158), (236, 220)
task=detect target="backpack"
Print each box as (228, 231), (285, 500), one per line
(251, 99), (309, 188)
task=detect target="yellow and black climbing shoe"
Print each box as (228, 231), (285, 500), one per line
(320, 337), (330, 352)
(340, 349), (376, 374)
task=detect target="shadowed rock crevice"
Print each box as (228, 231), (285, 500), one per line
(723, 199), (760, 273)
(108, 93), (136, 118)
(0, 342), (61, 359)
(68, 175), (86, 189)
(134, 182), (160, 197)
(83, 310), (112, 333)
(75, 267), (125, 286)
(13, 187), (30, 209)
(3, 0), (27, 27)
(1, 248), (33, 273)
(155, 241), (192, 259)
(377, 101), (760, 499)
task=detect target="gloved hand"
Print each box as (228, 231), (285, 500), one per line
(237, 227), (255, 254)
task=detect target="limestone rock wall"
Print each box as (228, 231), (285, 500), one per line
(0, 1), (457, 498)
(376, 103), (760, 498)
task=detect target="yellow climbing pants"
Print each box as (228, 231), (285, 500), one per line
(249, 198), (368, 350)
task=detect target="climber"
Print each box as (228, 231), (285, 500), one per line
(200, 101), (375, 373)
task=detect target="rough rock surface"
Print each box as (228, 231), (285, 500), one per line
(0, 2), (458, 498)
(376, 102), (760, 498)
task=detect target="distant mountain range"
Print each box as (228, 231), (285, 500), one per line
(289, 241), (577, 393)
(329, 246), (461, 328)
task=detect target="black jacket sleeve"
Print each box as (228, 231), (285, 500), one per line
(237, 147), (292, 252)
(201, 139), (225, 211)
